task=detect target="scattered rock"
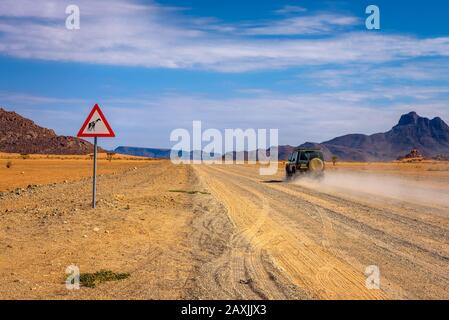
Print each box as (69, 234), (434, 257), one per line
(83, 235), (88, 238)
(115, 194), (125, 201)
(93, 227), (100, 232)
(239, 278), (253, 285)
(398, 148), (424, 162)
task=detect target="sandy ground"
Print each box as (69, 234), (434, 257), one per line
(0, 153), (151, 192)
(195, 162), (449, 299)
(1, 160), (233, 299)
(1, 159), (449, 299)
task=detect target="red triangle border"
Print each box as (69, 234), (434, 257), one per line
(77, 104), (115, 138)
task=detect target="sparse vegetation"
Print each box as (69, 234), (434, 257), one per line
(331, 156), (338, 166)
(106, 152), (116, 162)
(6, 161), (13, 168)
(169, 189), (210, 195)
(427, 167), (449, 172)
(79, 270), (130, 288)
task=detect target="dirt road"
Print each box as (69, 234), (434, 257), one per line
(194, 164), (449, 299)
(1, 161), (449, 299)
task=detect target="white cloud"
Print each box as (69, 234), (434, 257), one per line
(241, 14), (359, 36)
(0, 0), (448, 72)
(1, 1), (448, 150)
(275, 5), (308, 15)
(0, 91), (86, 105)
(296, 61), (449, 90)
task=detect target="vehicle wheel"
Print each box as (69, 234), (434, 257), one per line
(285, 167), (295, 181)
(309, 158), (324, 173)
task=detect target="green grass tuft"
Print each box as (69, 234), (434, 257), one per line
(79, 270), (130, 288)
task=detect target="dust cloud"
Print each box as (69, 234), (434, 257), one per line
(292, 171), (449, 208)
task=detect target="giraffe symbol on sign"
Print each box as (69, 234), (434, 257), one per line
(88, 118), (101, 131)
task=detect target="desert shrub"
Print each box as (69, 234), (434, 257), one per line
(6, 161), (13, 168)
(79, 270), (130, 288)
(331, 156), (338, 166)
(106, 152), (116, 162)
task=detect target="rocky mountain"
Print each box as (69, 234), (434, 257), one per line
(299, 111), (449, 161)
(222, 146), (295, 162)
(0, 107), (99, 155)
(275, 145), (296, 160)
(225, 112), (449, 162)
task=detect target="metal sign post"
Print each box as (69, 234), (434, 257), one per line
(77, 104), (115, 209)
(92, 137), (98, 208)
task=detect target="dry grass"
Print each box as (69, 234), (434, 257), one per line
(323, 160), (449, 180)
(0, 152), (149, 161)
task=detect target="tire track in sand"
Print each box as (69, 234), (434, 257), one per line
(189, 166), (306, 299)
(195, 165), (386, 300)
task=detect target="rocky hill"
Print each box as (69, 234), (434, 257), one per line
(0, 107), (99, 155)
(299, 111), (449, 161)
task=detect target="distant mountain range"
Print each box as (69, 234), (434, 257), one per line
(114, 146), (172, 158)
(298, 111), (449, 161)
(0, 107), (100, 154)
(116, 112), (449, 161)
(114, 146), (219, 160)
(2, 107), (448, 161)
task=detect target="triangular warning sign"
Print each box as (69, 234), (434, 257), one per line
(77, 104), (115, 137)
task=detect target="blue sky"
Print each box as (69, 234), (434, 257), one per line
(1, 0), (449, 149)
